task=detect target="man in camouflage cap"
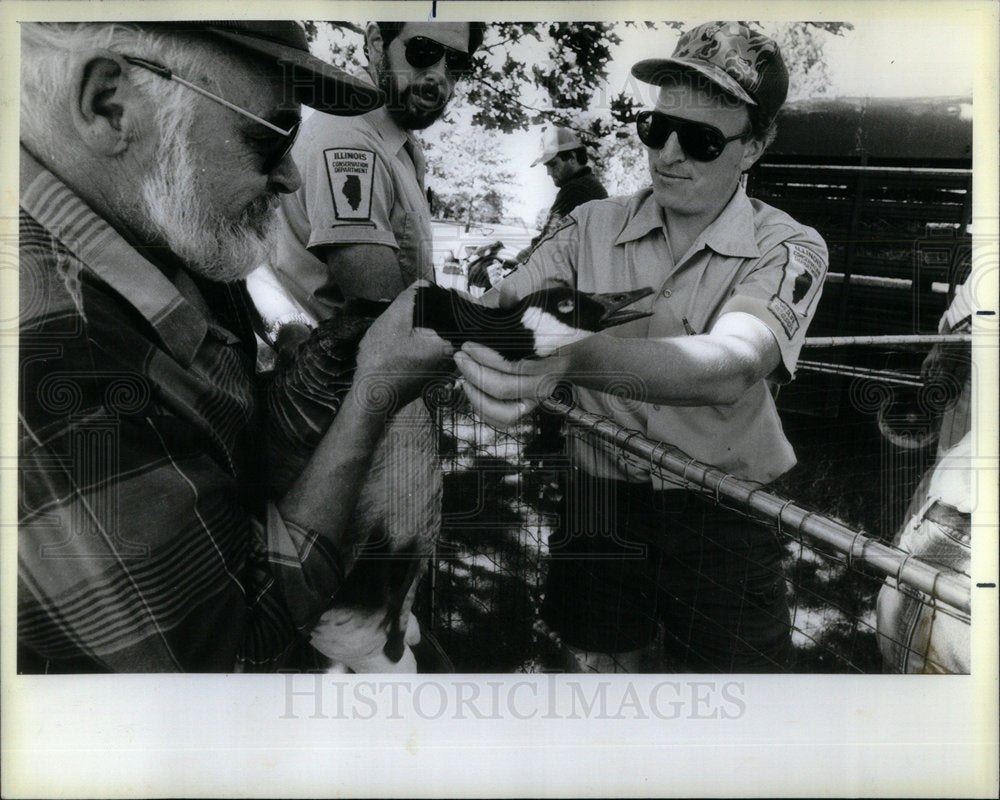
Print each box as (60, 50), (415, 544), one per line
(457, 22), (828, 673)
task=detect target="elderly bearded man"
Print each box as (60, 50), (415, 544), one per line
(457, 22), (829, 673)
(17, 21), (454, 673)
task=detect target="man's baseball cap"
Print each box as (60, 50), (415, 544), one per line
(147, 21), (383, 115)
(530, 126), (583, 167)
(631, 22), (788, 126)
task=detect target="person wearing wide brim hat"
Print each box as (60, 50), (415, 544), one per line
(457, 22), (829, 675)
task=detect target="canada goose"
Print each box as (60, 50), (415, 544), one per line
(266, 284), (654, 672)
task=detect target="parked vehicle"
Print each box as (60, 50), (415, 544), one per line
(431, 218), (538, 291)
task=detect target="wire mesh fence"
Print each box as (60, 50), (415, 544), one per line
(418, 337), (972, 675)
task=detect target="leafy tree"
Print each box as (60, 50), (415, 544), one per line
(305, 21), (630, 141)
(420, 125), (517, 227)
(463, 22), (624, 136)
(301, 21), (364, 72)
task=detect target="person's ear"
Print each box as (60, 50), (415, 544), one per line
(365, 23), (385, 65)
(739, 135), (766, 172)
(71, 53), (136, 156)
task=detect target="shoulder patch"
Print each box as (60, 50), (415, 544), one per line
(323, 148), (376, 221)
(767, 296), (799, 338)
(514, 213), (579, 267)
(531, 213), (578, 250)
(775, 242), (825, 313)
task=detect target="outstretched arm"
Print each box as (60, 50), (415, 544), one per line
(455, 311), (780, 428)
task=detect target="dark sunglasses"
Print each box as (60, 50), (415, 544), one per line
(122, 55), (301, 174)
(403, 36), (474, 76)
(635, 110), (750, 162)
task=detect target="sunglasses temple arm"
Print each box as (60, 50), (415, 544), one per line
(168, 75), (294, 136)
(122, 57), (293, 137)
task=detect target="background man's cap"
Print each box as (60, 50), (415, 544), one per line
(148, 21), (384, 115)
(631, 21), (789, 126)
(531, 126), (583, 167)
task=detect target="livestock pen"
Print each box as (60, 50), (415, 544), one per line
(417, 97), (977, 674)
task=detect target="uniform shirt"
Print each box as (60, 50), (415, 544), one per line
(270, 71), (434, 321)
(498, 185), (828, 487)
(18, 149), (345, 672)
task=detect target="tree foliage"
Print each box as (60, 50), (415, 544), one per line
(464, 22), (623, 134)
(420, 126), (517, 227)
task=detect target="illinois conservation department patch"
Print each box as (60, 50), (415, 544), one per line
(768, 242), (826, 337)
(324, 148), (375, 220)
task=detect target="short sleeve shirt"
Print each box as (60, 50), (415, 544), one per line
(272, 73), (434, 321)
(498, 185), (828, 487)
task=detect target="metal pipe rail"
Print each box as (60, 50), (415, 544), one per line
(796, 360), (924, 387)
(542, 398), (971, 616)
(758, 163), (972, 178)
(824, 272), (913, 290)
(804, 334), (972, 347)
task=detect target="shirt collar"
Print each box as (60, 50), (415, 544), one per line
(614, 184), (761, 259)
(614, 188), (665, 245)
(20, 146), (210, 366)
(356, 68), (408, 155)
(696, 184), (761, 258)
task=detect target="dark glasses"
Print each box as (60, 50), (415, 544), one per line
(122, 55), (301, 174)
(403, 36), (474, 76)
(635, 110), (750, 162)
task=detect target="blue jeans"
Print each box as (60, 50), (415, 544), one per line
(541, 474), (792, 672)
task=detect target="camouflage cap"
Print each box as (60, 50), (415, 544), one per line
(631, 22), (789, 125)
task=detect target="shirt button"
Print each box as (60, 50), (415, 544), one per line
(661, 289), (672, 298)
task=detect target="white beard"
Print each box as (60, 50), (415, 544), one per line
(139, 126), (278, 283)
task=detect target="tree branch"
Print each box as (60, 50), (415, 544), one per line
(471, 74), (600, 138)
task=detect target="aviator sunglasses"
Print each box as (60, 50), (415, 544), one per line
(403, 36), (474, 76)
(122, 55), (301, 174)
(635, 110), (750, 162)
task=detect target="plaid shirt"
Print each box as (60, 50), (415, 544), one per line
(18, 149), (343, 672)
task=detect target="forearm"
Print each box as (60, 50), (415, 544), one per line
(567, 332), (773, 406)
(276, 382), (389, 561)
(276, 282), (452, 567)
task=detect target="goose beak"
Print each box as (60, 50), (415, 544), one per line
(591, 287), (655, 329)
